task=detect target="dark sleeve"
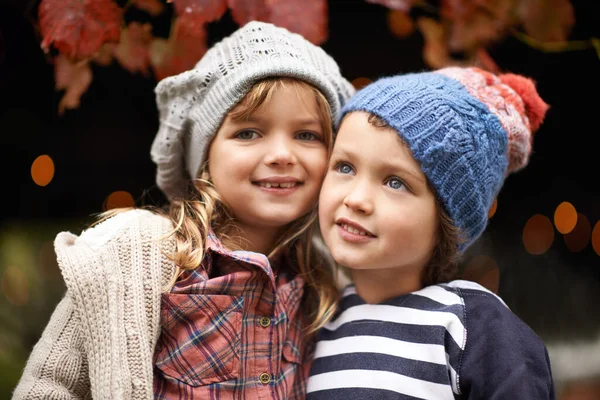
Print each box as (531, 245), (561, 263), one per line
(458, 290), (556, 400)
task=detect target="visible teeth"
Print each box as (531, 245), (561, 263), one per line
(342, 223), (368, 236)
(259, 182), (297, 188)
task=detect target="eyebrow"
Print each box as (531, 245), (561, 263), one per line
(333, 147), (426, 184)
(238, 115), (321, 127)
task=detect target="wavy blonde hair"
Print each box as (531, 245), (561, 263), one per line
(113, 77), (339, 333)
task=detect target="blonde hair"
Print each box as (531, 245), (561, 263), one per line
(134, 77), (338, 333)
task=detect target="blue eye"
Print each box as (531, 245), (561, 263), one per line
(386, 177), (406, 190)
(236, 130), (259, 140)
(296, 131), (320, 141)
(336, 162), (354, 175)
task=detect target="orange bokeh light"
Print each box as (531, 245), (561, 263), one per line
(1, 266), (30, 306)
(488, 198), (498, 219)
(554, 201), (578, 234)
(31, 155), (55, 187)
(523, 214), (554, 255)
(592, 221), (600, 257)
(563, 213), (591, 253)
(351, 77), (371, 90)
(104, 191), (135, 210)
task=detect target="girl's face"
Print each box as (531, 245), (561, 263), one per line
(319, 112), (439, 291)
(207, 84), (328, 249)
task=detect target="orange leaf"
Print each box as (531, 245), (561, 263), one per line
(267, 0), (328, 44)
(366, 0), (416, 12)
(38, 0), (122, 60)
(134, 0), (165, 16)
(54, 57), (93, 114)
(114, 22), (153, 75)
(227, 0), (269, 26)
(387, 9), (415, 38)
(151, 16), (208, 81)
(172, 0), (227, 23)
(518, 0), (575, 42)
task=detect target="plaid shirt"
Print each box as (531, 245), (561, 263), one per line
(153, 232), (313, 399)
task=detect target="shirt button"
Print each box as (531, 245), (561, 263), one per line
(259, 372), (271, 384)
(259, 316), (271, 328)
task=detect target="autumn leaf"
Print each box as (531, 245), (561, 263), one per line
(114, 22), (153, 75)
(386, 9), (415, 38)
(518, 0), (575, 42)
(172, 0), (228, 23)
(227, 0), (269, 26)
(134, 0), (165, 16)
(53, 55), (93, 114)
(268, 0), (328, 44)
(38, 0), (122, 60)
(366, 0), (416, 12)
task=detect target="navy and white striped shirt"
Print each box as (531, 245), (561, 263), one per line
(307, 280), (555, 399)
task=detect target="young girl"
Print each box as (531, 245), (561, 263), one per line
(307, 67), (555, 399)
(13, 21), (354, 399)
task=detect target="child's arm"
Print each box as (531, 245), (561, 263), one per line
(458, 290), (556, 399)
(12, 294), (91, 399)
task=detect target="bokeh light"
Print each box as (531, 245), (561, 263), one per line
(351, 77), (371, 90)
(554, 201), (578, 234)
(592, 221), (600, 257)
(104, 190), (135, 210)
(523, 214), (554, 255)
(39, 240), (60, 277)
(563, 213), (591, 253)
(386, 9), (415, 38)
(488, 198), (498, 219)
(462, 255), (500, 293)
(31, 154), (55, 187)
(1, 266), (30, 306)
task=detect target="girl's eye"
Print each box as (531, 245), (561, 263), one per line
(386, 177), (406, 191)
(335, 162), (354, 175)
(235, 130), (259, 140)
(296, 131), (321, 141)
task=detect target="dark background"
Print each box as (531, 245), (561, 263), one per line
(1, 0), (600, 395)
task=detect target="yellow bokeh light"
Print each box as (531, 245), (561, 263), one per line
(104, 191), (135, 211)
(592, 221), (600, 257)
(523, 214), (554, 255)
(386, 9), (415, 38)
(554, 201), (578, 234)
(1, 266), (30, 306)
(488, 198), (498, 219)
(31, 154), (55, 187)
(351, 77), (371, 90)
(564, 213), (591, 253)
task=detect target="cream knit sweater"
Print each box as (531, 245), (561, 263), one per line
(12, 210), (176, 400)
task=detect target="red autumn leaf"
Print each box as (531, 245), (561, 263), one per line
(114, 22), (153, 75)
(151, 16), (208, 81)
(366, 0), (417, 12)
(267, 0), (328, 44)
(518, 0), (575, 42)
(134, 0), (165, 16)
(53, 55), (93, 114)
(227, 0), (269, 26)
(386, 9), (415, 38)
(172, 0), (228, 23)
(38, 0), (122, 60)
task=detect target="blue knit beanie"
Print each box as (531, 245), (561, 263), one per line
(339, 67), (549, 251)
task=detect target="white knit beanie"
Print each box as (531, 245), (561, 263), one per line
(150, 21), (355, 201)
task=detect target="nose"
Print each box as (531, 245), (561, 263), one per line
(343, 178), (374, 215)
(263, 135), (297, 166)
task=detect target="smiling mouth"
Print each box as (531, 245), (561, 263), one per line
(337, 222), (376, 237)
(255, 182), (300, 189)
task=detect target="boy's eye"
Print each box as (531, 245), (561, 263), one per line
(235, 130), (259, 140)
(335, 162), (354, 175)
(386, 177), (406, 191)
(296, 131), (321, 141)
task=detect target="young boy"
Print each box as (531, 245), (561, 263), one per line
(307, 67), (555, 399)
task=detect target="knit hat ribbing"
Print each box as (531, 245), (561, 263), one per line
(340, 67), (549, 251)
(151, 21), (355, 201)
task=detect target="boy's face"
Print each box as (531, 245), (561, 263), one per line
(319, 112), (439, 282)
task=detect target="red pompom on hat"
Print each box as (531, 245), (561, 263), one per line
(499, 73), (549, 133)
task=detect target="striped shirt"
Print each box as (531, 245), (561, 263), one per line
(153, 232), (312, 399)
(307, 280), (555, 400)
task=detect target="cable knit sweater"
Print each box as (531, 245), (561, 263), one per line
(12, 210), (177, 400)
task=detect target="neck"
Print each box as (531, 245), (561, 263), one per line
(223, 222), (281, 256)
(351, 267), (423, 304)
